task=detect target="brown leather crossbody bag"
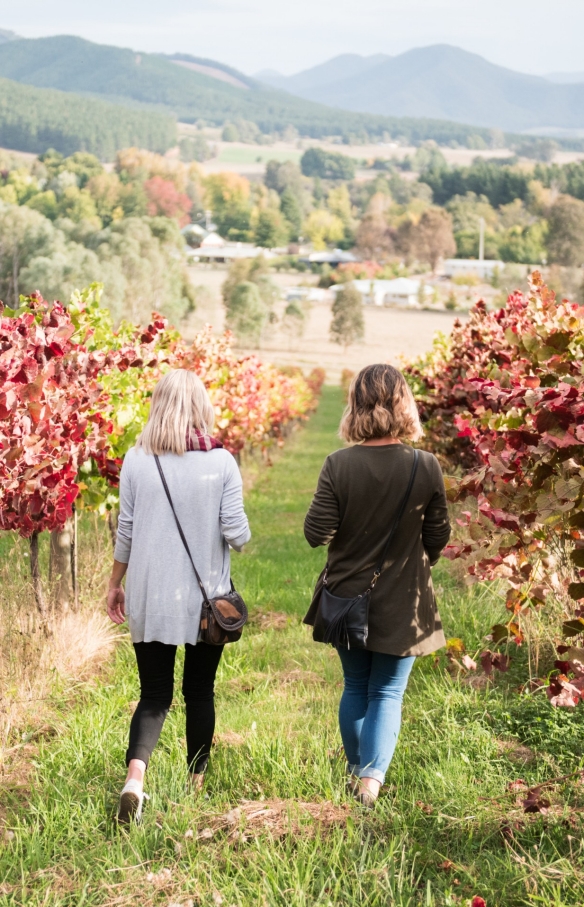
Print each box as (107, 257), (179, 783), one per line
(155, 455), (248, 645)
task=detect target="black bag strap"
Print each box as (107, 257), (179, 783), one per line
(323, 447), (419, 591)
(154, 455), (210, 604)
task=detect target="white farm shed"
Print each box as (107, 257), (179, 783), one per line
(332, 278), (433, 308)
(444, 259), (504, 280)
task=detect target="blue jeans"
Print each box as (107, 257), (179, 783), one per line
(336, 647), (415, 784)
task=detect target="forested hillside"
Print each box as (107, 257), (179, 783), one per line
(0, 77), (177, 157)
(0, 35), (517, 146)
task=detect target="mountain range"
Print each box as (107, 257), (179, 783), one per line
(0, 34), (508, 147)
(256, 45), (584, 133)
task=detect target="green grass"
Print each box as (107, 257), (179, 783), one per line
(217, 147), (302, 165)
(2, 386), (584, 906)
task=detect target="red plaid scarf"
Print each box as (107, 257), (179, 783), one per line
(186, 429), (223, 452)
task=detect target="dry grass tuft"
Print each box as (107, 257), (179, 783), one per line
(44, 612), (121, 680)
(0, 521), (116, 749)
(213, 730), (247, 746)
(248, 609), (291, 630)
(277, 669), (322, 686)
(496, 739), (537, 764)
(197, 798), (350, 842)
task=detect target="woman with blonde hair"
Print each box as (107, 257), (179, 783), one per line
(107, 369), (250, 822)
(304, 364), (450, 807)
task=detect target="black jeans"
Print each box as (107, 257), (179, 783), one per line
(126, 641), (224, 773)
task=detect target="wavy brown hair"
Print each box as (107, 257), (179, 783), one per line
(340, 364), (423, 443)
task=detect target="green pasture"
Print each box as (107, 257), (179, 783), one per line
(217, 147), (303, 165)
(2, 387), (584, 906)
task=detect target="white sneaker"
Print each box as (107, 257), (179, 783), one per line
(116, 779), (148, 824)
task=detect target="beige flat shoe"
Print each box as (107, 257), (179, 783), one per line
(116, 779), (149, 824)
(188, 772), (206, 794)
(353, 788), (378, 809)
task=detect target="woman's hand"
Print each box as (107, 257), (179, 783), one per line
(107, 585), (126, 624)
(107, 560), (128, 624)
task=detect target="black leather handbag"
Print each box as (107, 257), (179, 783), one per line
(312, 448), (419, 649)
(155, 456), (248, 645)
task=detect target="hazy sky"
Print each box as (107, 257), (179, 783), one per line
(2, 1), (583, 77)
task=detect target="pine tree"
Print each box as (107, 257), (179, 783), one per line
(329, 282), (364, 352)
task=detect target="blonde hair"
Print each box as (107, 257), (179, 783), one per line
(340, 364), (423, 444)
(137, 369), (215, 455)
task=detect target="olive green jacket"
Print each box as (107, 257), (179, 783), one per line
(303, 444), (451, 657)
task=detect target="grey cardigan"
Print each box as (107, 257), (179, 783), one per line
(114, 446), (251, 645)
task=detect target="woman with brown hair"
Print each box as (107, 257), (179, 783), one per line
(304, 364), (450, 807)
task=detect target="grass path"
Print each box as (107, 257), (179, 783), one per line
(2, 387), (584, 906)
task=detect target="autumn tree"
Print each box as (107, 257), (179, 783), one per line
(413, 207), (456, 272)
(547, 195), (584, 267)
(355, 193), (395, 261)
(303, 210), (345, 250)
(143, 176), (192, 226)
(330, 283), (364, 351)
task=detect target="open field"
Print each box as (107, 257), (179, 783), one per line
(193, 137), (584, 178)
(185, 265), (468, 381)
(2, 388), (584, 905)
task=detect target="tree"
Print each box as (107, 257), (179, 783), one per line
(282, 299), (307, 346)
(57, 186), (100, 225)
(547, 195), (584, 267)
(143, 176), (192, 226)
(204, 172), (252, 241)
(265, 160), (303, 198)
(498, 223), (548, 264)
(516, 138), (559, 163)
(180, 135), (213, 163)
(421, 160), (532, 208)
(445, 192), (497, 233)
(280, 188), (303, 240)
(225, 281), (269, 347)
(0, 205), (61, 306)
(330, 283), (364, 351)
(303, 210), (345, 250)
(300, 148), (356, 181)
(355, 193), (395, 261)
(254, 208), (288, 248)
(412, 143), (447, 174)
(222, 257), (276, 306)
(26, 190), (59, 220)
(222, 123), (240, 142)
(86, 172), (123, 225)
(412, 207), (456, 272)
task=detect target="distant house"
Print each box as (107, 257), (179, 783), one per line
(181, 223), (207, 246)
(299, 249), (359, 267)
(444, 259), (504, 280)
(285, 286), (331, 304)
(199, 232), (226, 248)
(188, 238), (269, 263)
(331, 278), (432, 308)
